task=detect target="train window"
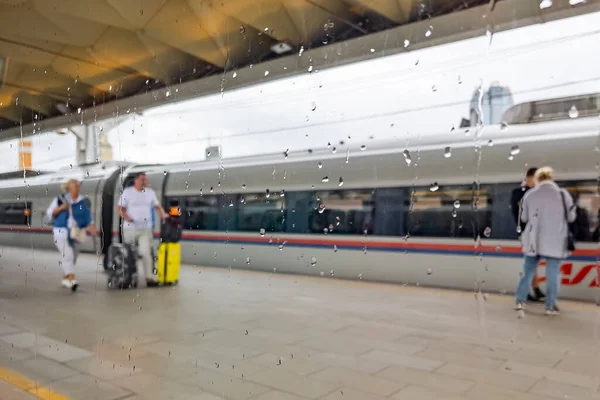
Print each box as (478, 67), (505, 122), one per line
(237, 192), (285, 233)
(309, 190), (375, 235)
(180, 196), (220, 231)
(561, 181), (599, 242)
(405, 185), (492, 239)
(503, 93), (600, 124)
(0, 202), (32, 225)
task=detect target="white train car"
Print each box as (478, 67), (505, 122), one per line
(0, 94), (598, 301)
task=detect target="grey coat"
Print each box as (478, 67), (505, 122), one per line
(520, 181), (576, 259)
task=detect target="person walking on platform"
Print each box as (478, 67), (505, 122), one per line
(118, 172), (168, 287)
(46, 179), (97, 291)
(515, 167), (576, 315)
(511, 167), (545, 302)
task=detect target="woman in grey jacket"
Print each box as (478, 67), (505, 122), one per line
(515, 167), (576, 315)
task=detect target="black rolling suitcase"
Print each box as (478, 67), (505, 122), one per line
(107, 243), (138, 289)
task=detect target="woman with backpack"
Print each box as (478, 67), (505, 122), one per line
(46, 179), (97, 291)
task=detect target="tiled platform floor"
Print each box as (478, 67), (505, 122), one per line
(0, 245), (599, 400)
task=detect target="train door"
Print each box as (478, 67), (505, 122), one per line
(78, 177), (102, 254)
(99, 169), (122, 255)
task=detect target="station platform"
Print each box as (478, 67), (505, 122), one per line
(0, 246), (599, 400)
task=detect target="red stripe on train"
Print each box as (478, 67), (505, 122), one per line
(0, 226), (597, 258)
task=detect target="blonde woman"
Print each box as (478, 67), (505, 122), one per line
(515, 167), (576, 315)
(46, 179), (97, 291)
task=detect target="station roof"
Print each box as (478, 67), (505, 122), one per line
(0, 0), (598, 141)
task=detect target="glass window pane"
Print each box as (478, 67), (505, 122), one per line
(309, 190), (375, 235)
(406, 185), (492, 239)
(181, 196), (220, 231)
(237, 192), (285, 233)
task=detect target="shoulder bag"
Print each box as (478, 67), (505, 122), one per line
(560, 191), (576, 252)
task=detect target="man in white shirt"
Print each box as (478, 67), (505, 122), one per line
(118, 172), (168, 287)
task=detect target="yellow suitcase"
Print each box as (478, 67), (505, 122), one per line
(157, 242), (180, 285)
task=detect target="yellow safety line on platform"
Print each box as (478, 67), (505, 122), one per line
(0, 366), (69, 400)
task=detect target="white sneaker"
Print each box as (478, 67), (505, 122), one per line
(515, 303), (524, 311)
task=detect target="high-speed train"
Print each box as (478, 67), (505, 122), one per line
(0, 97), (598, 301)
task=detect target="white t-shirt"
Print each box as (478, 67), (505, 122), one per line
(118, 186), (159, 229)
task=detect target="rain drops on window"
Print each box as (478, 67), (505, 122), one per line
(444, 147), (452, 158)
(568, 105), (579, 118)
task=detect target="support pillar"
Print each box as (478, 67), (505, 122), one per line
(68, 126), (88, 166)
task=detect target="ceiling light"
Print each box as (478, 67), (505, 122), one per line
(271, 42), (292, 55)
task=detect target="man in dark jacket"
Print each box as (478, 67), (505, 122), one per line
(511, 167), (545, 302)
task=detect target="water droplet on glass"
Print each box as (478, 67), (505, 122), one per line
(77, 107), (82, 114)
(453, 200), (461, 209)
(259, 228), (265, 237)
(495, 245), (502, 252)
(246, 257), (251, 265)
(242, 184), (246, 190)
(429, 182), (439, 192)
(264, 70), (269, 77)
(431, 85), (437, 92)
(370, 48), (375, 53)
(319, 271), (325, 277)
(569, 0), (585, 5)
(404, 39), (410, 48)
(311, 257), (317, 267)
(331, 147), (337, 154)
(540, 0), (553, 9)
(425, 26), (433, 37)
(284, 149), (289, 159)
(232, 71), (237, 78)
(508, 155), (514, 161)
(568, 105), (579, 118)
(308, 65), (313, 73)
(330, 269), (335, 276)
(403, 150), (412, 165)
(298, 46), (304, 56)
(484, 227), (492, 237)
(509, 145), (521, 156)
(239, 25), (246, 34)
(317, 162), (323, 169)
(338, 177), (344, 187)
(322, 176), (329, 183)
(426, 268), (432, 276)
(500, 121), (508, 132)
(311, 102), (316, 111)
(318, 204), (326, 214)
(487, 139), (494, 147)
(360, 145), (367, 151)
(444, 147), (452, 158)
(165, 90), (171, 97)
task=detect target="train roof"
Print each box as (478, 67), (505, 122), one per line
(163, 116), (600, 174)
(0, 161), (134, 189)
